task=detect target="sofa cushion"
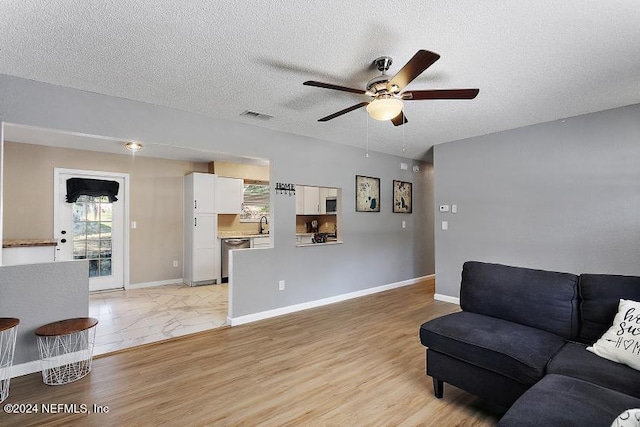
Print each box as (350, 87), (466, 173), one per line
(579, 274), (640, 343)
(587, 299), (640, 371)
(548, 342), (640, 398)
(420, 311), (566, 386)
(497, 374), (640, 427)
(460, 261), (579, 339)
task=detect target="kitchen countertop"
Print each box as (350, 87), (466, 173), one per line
(3, 239), (58, 248)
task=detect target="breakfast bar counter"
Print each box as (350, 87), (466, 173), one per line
(2, 239), (58, 265)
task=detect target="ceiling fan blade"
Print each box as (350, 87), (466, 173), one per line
(391, 111), (408, 126)
(387, 50), (440, 92)
(304, 81), (367, 95)
(318, 102), (369, 122)
(401, 88), (480, 100)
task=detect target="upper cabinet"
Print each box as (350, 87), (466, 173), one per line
(187, 173), (216, 214)
(296, 185), (339, 216)
(185, 173), (243, 214)
(295, 185), (305, 215)
(302, 186), (321, 215)
(215, 176), (244, 214)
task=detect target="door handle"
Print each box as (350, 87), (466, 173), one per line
(195, 200), (197, 210)
(194, 217), (197, 227)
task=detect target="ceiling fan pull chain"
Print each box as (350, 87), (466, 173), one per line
(366, 112), (370, 158)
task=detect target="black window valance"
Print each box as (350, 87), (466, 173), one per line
(66, 178), (119, 203)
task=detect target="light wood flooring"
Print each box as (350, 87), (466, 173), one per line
(2, 278), (504, 426)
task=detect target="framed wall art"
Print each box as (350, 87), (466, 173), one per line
(355, 175), (380, 212)
(393, 180), (412, 213)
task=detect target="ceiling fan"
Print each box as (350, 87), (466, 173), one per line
(303, 50), (479, 126)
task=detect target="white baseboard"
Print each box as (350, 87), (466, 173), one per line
(127, 278), (183, 290)
(10, 360), (42, 378)
(229, 275), (434, 326)
(434, 293), (460, 305)
(10, 349), (91, 379)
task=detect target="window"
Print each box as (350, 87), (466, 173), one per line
(240, 181), (270, 222)
(72, 195), (113, 277)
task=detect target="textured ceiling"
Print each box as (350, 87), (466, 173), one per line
(1, 1), (639, 160)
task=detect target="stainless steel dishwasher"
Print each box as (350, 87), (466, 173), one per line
(221, 238), (251, 282)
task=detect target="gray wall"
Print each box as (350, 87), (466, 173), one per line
(0, 74), (434, 320)
(0, 261), (88, 364)
(433, 103), (640, 298)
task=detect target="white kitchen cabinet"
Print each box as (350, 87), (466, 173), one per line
(184, 173), (218, 286)
(297, 186), (338, 215)
(302, 186), (321, 215)
(215, 177), (244, 214)
(295, 185), (305, 215)
(251, 236), (270, 249)
(185, 172), (216, 214)
(190, 216), (217, 282)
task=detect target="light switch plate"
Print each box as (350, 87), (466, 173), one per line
(451, 204), (458, 214)
(442, 221), (449, 230)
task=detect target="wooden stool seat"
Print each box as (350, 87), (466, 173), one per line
(0, 318), (20, 332)
(35, 317), (98, 336)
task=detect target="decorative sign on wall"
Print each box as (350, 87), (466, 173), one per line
(393, 180), (412, 213)
(355, 175), (380, 212)
(275, 182), (296, 196)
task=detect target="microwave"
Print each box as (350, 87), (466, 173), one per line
(325, 197), (337, 214)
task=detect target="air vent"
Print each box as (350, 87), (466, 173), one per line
(240, 110), (273, 121)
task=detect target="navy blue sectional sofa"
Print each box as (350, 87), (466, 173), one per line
(420, 261), (640, 426)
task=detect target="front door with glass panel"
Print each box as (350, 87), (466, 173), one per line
(55, 170), (125, 292)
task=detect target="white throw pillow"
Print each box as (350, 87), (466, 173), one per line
(587, 299), (640, 371)
(611, 409), (640, 427)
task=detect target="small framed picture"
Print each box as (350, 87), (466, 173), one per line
(393, 180), (412, 213)
(355, 175), (380, 212)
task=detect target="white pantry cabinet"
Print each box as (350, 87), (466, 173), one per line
(184, 173), (218, 286)
(186, 173), (216, 214)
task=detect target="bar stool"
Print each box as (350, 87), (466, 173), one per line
(0, 318), (19, 403)
(35, 318), (98, 385)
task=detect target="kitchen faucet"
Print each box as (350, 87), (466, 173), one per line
(258, 215), (268, 234)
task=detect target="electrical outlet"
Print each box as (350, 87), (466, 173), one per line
(278, 280), (285, 291)
(173, 260), (179, 268)
(402, 220), (406, 229)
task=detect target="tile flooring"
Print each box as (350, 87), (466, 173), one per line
(89, 283), (228, 356)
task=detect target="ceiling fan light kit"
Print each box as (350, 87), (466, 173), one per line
(366, 96), (404, 121)
(304, 49), (479, 126)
